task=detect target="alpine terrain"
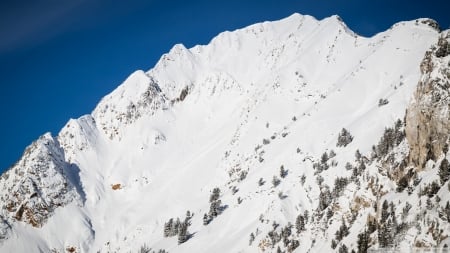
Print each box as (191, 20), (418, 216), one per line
(0, 13), (449, 252)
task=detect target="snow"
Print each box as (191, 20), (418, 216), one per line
(0, 13), (448, 252)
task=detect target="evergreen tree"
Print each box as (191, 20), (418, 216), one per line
(287, 240), (299, 252)
(331, 239), (337, 249)
(352, 166), (359, 180)
(210, 188), (221, 203)
(177, 221), (189, 244)
(358, 161), (366, 174)
(249, 232), (255, 245)
(378, 217), (394, 248)
(357, 230), (369, 253)
(355, 149), (362, 161)
(326, 208), (334, 220)
(329, 149), (336, 158)
(281, 224), (292, 247)
(318, 187), (332, 211)
(333, 177), (349, 198)
(280, 165), (288, 178)
(258, 178), (265, 186)
(301, 174), (306, 185)
(321, 152), (329, 164)
(367, 218), (377, 234)
(209, 199), (222, 217)
(295, 214), (305, 233)
(335, 219), (349, 241)
(276, 246), (283, 253)
(345, 162), (353, 171)
(439, 158), (449, 185)
(337, 128), (354, 147)
(163, 218), (173, 237)
(381, 200), (389, 223)
(171, 218), (181, 236)
(203, 213), (210, 225)
(272, 176), (281, 187)
(396, 175), (409, 192)
(138, 244), (151, 253)
(444, 201), (450, 222)
(339, 244), (349, 253)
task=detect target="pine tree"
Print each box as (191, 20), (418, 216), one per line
(249, 232), (255, 245)
(287, 240), (299, 252)
(321, 152), (329, 164)
(339, 244), (349, 253)
(335, 219), (349, 241)
(138, 244), (151, 253)
(445, 201), (450, 222)
(276, 246), (283, 253)
(203, 213), (210, 225)
(337, 128), (354, 147)
(381, 200), (389, 223)
(378, 217), (394, 248)
(280, 165), (288, 178)
(329, 149), (336, 158)
(439, 158), (449, 185)
(272, 176), (281, 187)
(209, 199), (222, 217)
(357, 230), (369, 253)
(171, 218), (181, 236)
(163, 218), (173, 237)
(331, 239), (337, 249)
(258, 178), (265, 186)
(355, 149), (362, 161)
(177, 221), (189, 244)
(318, 187), (332, 211)
(210, 188), (221, 203)
(333, 177), (349, 198)
(301, 174), (306, 185)
(296, 214), (305, 233)
(326, 208), (334, 220)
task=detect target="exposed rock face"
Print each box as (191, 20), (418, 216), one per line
(0, 134), (81, 239)
(406, 31), (450, 167)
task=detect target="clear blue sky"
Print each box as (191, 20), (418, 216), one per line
(0, 0), (449, 172)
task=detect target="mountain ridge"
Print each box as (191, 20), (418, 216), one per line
(0, 13), (449, 252)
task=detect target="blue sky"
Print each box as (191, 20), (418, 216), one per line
(0, 0), (449, 172)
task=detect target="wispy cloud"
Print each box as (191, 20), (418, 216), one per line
(0, 0), (88, 54)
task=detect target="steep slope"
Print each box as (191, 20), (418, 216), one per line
(0, 14), (448, 253)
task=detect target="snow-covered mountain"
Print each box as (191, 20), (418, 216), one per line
(1, 13), (449, 252)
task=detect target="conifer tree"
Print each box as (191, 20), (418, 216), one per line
(280, 165), (288, 178)
(381, 200), (389, 223)
(357, 229), (369, 253)
(272, 176), (281, 187)
(439, 158), (449, 185)
(249, 232), (255, 245)
(177, 221), (189, 244)
(203, 213), (210, 225)
(337, 128), (353, 147)
(339, 244), (349, 253)
(296, 214), (305, 233)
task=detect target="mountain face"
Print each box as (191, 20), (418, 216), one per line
(1, 14), (449, 252)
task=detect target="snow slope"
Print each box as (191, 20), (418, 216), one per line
(0, 14), (449, 253)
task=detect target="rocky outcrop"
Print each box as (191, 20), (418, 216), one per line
(0, 134), (80, 239)
(406, 31), (450, 167)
